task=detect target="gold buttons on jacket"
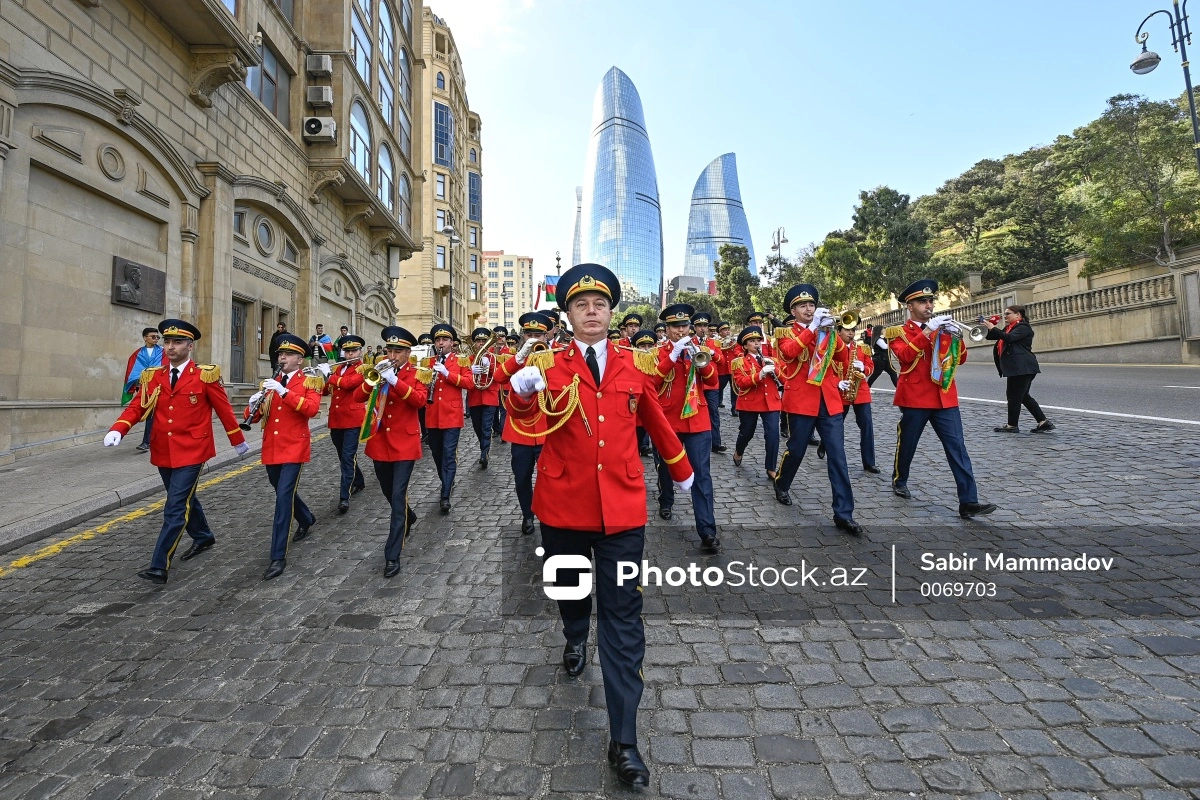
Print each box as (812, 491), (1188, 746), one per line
(167, 432), (172, 436)
(598, 440), (605, 447)
(598, 415), (605, 423)
(597, 464), (603, 470)
(596, 392), (602, 398)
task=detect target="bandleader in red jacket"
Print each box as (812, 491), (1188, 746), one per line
(323, 335), (368, 511)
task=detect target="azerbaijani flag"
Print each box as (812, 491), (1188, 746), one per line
(544, 275), (559, 304)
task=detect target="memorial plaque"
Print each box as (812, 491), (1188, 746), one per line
(110, 257), (165, 314)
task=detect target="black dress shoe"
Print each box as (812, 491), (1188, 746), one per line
(439, 498), (451, 514)
(834, 517), (863, 535)
(179, 539), (214, 561)
(137, 568), (168, 584)
(350, 483), (365, 496)
(712, 444), (727, 453)
(406, 507), (418, 529)
(817, 443), (826, 459)
(607, 741), (650, 788)
(700, 535), (720, 554)
(263, 559), (286, 580)
(479, 457), (488, 470)
(521, 516), (535, 536)
(658, 507), (672, 520)
(383, 560), (401, 578)
(808, 436), (820, 447)
(718, 402), (725, 408)
(959, 501), (998, 518)
(294, 520), (315, 541)
(639, 447), (652, 457)
(863, 464), (881, 474)
(994, 424), (1020, 433)
(775, 489), (792, 506)
(562, 641), (586, 677)
(337, 499), (349, 514)
(892, 483), (911, 499)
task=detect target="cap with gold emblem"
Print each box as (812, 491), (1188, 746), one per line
(430, 323), (456, 340)
(631, 329), (658, 348)
(607, 329), (622, 341)
(738, 325), (764, 346)
(784, 284), (819, 311)
(900, 279), (938, 303)
(471, 327), (491, 341)
(691, 311), (713, 326)
(337, 335), (366, 350)
(417, 333), (433, 345)
(746, 311), (765, 325)
(620, 313), (642, 328)
(381, 327), (416, 348)
(557, 262), (621, 309)
(159, 318), (202, 341)
(519, 311), (553, 332)
(274, 332), (308, 355)
(660, 303), (695, 324)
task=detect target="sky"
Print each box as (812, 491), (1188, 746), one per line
(428, 0), (1192, 297)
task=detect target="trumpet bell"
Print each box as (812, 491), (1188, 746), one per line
(968, 325), (986, 343)
(840, 310), (860, 329)
(692, 348), (712, 368)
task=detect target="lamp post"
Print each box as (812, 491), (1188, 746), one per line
(441, 224), (462, 330)
(1132, 0), (1200, 172)
(770, 227), (788, 264)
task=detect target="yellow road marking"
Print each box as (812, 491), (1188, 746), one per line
(0, 433), (329, 579)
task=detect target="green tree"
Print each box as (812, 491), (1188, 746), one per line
(851, 187), (950, 299)
(617, 302), (658, 330)
(994, 146), (1076, 282)
(809, 232), (865, 309)
(713, 244), (756, 326)
(672, 290), (719, 321)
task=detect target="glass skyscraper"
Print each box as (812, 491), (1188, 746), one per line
(579, 67), (663, 310)
(683, 153), (756, 283)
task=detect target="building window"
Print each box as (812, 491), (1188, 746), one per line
(469, 227), (477, 247)
(436, 245), (446, 270)
(488, 270), (498, 279)
(221, 0), (236, 14)
(255, 218), (275, 255)
(260, 305), (273, 354)
(488, 302), (498, 310)
(246, 40), (290, 126)
(435, 173), (446, 199)
(401, 0), (412, 40)
(397, 105), (411, 159)
(351, 12), (372, 87)
(268, 0), (293, 22)
(233, 210), (246, 238)
(469, 148), (477, 163)
(281, 239), (298, 265)
(504, 270), (514, 278)
(399, 173), (411, 231)
(504, 260), (513, 267)
(434, 102), (454, 167)
(399, 49), (411, 106)
(378, 68), (394, 125)
(470, 254), (478, 272)
(378, 144), (394, 211)
(436, 72), (445, 90)
(350, 101), (371, 182)
(468, 172), (481, 222)
(470, 283), (478, 301)
(503, 280), (513, 288)
(436, 209), (446, 231)
(379, 0), (395, 72)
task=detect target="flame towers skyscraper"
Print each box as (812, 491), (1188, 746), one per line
(683, 153), (757, 283)
(579, 67), (663, 310)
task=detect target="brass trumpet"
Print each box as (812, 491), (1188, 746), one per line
(945, 318), (987, 343)
(363, 359), (396, 388)
(684, 337), (712, 368)
(301, 357), (361, 377)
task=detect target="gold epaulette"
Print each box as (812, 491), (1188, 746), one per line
(731, 356), (744, 372)
(416, 367), (434, 385)
(457, 355), (471, 369)
(884, 325), (904, 340)
(526, 348), (555, 372)
(774, 326), (795, 341)
(356, 363), (372, 375)
(199, 364), (221, 384)
(498, 353), (513, 364)
(304, 374), (326, 392)
(633, 349), (660, 376)
(139, 366), (163, 386)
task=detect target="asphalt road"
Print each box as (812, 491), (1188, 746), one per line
(871, 361), (1200, 424)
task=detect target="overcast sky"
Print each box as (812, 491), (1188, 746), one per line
(429, 0), (1190, 301)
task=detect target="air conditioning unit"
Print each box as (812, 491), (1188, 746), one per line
(302, 117), (336, 143)
(306, 54), (332, 77)
(306, 86), (333, 108)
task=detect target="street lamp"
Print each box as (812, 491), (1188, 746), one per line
(1132, 1), (1200, 172)
(770, 227), (788, 261)
(441, 224), (461, 329)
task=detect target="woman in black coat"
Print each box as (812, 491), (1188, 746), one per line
(983, 305), (1054, 433)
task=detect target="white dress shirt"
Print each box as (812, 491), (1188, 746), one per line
(575, 338), (608, 382)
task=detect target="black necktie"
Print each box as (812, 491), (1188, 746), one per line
(585, 346), (601, 385)
(170, 367), (179, 389)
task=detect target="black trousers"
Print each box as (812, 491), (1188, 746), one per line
(510, 442), (542, 519)
(329, 427), (366, 501)
(426, 427), (460, 500)
(1005, 374), (1046, 427)
(469, 405), (496, 458)
(540, 524), (645, 745)
(868, 354), (898, 387)
(373, 460), (415, 561)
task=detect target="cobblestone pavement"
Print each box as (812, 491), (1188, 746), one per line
(1, 402), (1199, 799)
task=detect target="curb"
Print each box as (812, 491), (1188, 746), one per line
(0, 423), (328, 557)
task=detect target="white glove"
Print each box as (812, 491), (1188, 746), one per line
(510, 365), (546, 396)
(103, 431), (122, 447)
(669, 337), (691, 363)
(471, 364), (486, 375)
(378, 364), (398, 386)
(263, 378), (287, 396)
(516, 338), (536, 364)
(761, 361), (776, 374)
(927, 315), (950, 331)
(318, 363), (331, 377)
(432, 362), (450, 378)
(838, 379), (851, 392)
(479, 356), (491, 369)
(812, 308), (835, 330)
(673, 473), (695, 492)
(876, 338), (887, 350)
(248, 391), (264, 406)
(234, 442), (250, 456)
(852, 360), (864, 371)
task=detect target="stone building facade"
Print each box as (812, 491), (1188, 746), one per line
(482, 250), (535, 332)
(0, 0), (427, 462)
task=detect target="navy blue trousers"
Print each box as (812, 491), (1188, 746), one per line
(703, 389), (722, 448)
(842, 403), (877, 468)
(541, 524), (645, 745)
(654, 429), (717, 539)
(776, 401), (855, 519)
(140, 411), (154, 446)
(329, 427), (366, 501)
(717, 374), (731, 407)
(150, 464), (209, 571)
(469, 405), (496, 459)
(426, 427), (460, 500)
(735, 410), (780, 473)
(264, 463), (315, 561)
(418, 407), (426, 438)
(493, 396), (506, 434)
(893, 406), (979, 503)
(373, 459), (415, 561)
(510, 442), (542, 520)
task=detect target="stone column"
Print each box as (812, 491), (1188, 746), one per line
(195, 163), (237, 366)
(297, 235), (325, 338)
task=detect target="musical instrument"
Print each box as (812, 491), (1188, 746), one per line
(552, 327), (572, 347)
(756, 354), (785, 394)
(240, 363), (284, 430)
(944, 318), (987, 342)
(841, 361), (865, 403)
(426, 346), (452, 404)
(682, 336), (712, 368)
(363, 359), (397, 388)
(408, 344), (434, 367)
(471, 333), (499, 389)
(301, 357), (361, 377)
(717, 334), (737, 349)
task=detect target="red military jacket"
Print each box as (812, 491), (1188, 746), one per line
(496, 354), (547, 445)
(650, 341), (720, 434)
(717, 339), (739, 377)
(324, 362), (367, 429)
(730, 351), (783, 413)
(776, 324), (851, 416)
(358, 362), (428, 462)
(111, 361), (245, 469)
(465, 349), (502, 408)
(890, 319), (966, 409)
(842, 342), (875, 405)
(509, 341), (692, 534)
(425, 354), (470, 429)
(250, 369), (323, 465)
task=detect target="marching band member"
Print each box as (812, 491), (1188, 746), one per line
(105, 319), (248, 584)
(425, 323), (471, 514)
(835, 321), (880, 473)
(607, 329), (622, 346)
(772, 285), (863, 535)
(491, 326), (511, 438)
(466, 327), (501, 469)
(654, 322), (667, 345)
(651, 303), (721, 553)
(494, 311), (555, 535)
(321, 335), (368, 513)
(245, 332), (324, 579)
(630, 329), (657, 457)
(730, 326), (781, 480)
(358, 327), (428, 577)
(715, 321), (737, 411)
(617, 312), (642, 347)
(888, 279), (997, 518)
(415, 332), (433, 440)
(505, 263), (693, 789)
(690, 311), (727, 453)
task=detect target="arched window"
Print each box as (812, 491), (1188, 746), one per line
(469, 148), (477, 163)
(436, 72), (445, 90)
(350, 101), (371, 182)
(399, 173), (411, 230)
(379, 1), (395, 72)
(399, 48), (411, 106)
(378, 144), (394, 211)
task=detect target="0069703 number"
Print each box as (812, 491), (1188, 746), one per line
(920, 582), (997, 598)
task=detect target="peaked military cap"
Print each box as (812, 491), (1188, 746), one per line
(159, 318), (202, 341)
(558, 263), (621, 309)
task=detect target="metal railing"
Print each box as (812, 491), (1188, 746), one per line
(1025, 274), (1175, 321)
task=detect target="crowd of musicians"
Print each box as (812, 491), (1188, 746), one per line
(104, 264), (1004, 788)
